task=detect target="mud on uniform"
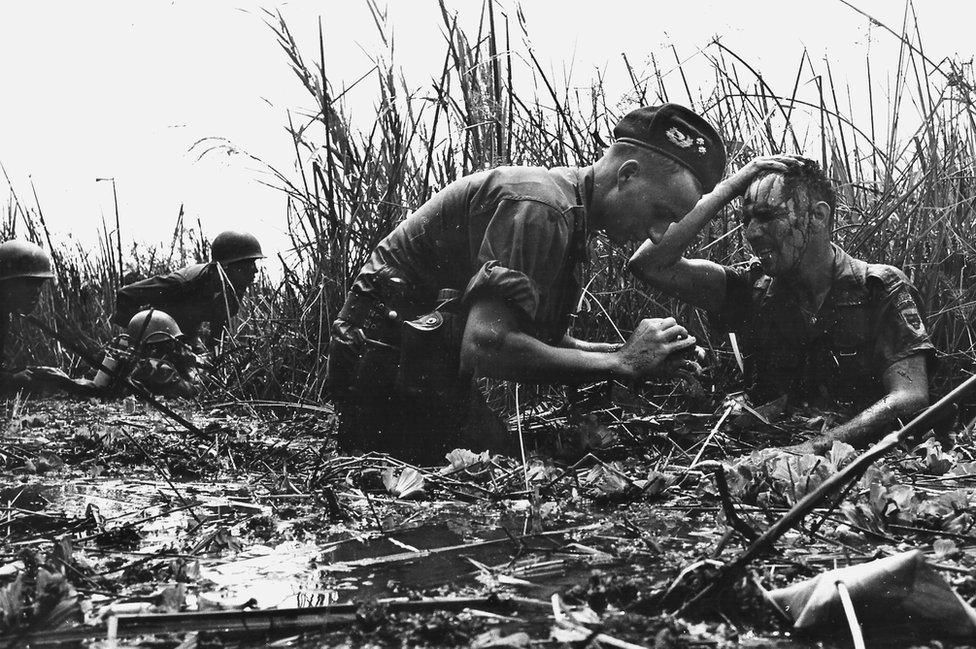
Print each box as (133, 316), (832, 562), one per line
(712, 245), (934, 407)
(328, 166), (590, 461)
(113, 263), (240, 350)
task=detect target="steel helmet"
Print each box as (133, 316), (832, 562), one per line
(0, 240), (54, 281)
(211, 231), (265, 265)
(125, 309), (183, 345)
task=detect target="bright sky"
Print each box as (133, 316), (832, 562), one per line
(0, 1), (971, 270)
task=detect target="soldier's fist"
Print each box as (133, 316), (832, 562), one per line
(614, 317), (697, 380)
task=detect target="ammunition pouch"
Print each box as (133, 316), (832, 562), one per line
(396, 301), (466, 400)
(328, 287), (467, 404)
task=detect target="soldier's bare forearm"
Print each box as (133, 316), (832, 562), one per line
(818, 397), (905, 449)
(559, 334), (623, 354)
(465, 332), (626, 384)
(463, 308), (626, 383)
(630, 182), (737, 274)
(818, 384), (928, 450)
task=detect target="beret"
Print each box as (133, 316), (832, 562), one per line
(613, 103), (726, 192)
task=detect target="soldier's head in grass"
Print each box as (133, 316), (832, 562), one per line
(590, 104), (725, 246)
(0, 240), (54, 315)
(125, 309), (187, 360)
(211, 231), (264, 293)
(740, 156), (836, 277)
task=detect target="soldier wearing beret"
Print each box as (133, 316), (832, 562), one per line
(328, 104), (726, 462)
(630, 155), (933, 453)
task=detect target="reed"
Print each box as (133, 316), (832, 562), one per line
(5, 1), (975, 405)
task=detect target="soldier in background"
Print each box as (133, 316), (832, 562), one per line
(112, 231), (264, 352)
(71, 309), (201, 399)
(0, 239), (61, 393)
(629, 155), (933, 453)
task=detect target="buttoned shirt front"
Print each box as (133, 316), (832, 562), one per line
(713, 245), (934, 405)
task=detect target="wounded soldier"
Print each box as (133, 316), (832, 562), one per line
(629, 155), (933, 453)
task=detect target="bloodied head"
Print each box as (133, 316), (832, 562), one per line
(740, 157), (835, 277)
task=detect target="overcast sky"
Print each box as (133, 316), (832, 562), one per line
(0, 1), (971, 269)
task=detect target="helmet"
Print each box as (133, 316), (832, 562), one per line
(211, 231), (265, 265)
(125, 309), (183, 345)
(0, 240), (54, 281)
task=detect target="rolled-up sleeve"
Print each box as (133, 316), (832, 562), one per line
(463, 198), (571, 324)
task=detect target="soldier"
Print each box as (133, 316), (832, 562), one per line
(112, 231), (263, 351)
(72, 309), (201, 399)
(629, 155), (933, 453)
(0, 239), (59, 392)
(328, 104), (726, 462)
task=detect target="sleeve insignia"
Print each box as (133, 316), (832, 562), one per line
(892, 290), (926, 335)
(901, 307), (925, 335)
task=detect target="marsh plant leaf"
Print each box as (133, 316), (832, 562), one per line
(933, 539), (959, 559)
(826, 441), (856, 469)
(442, 448), (489, 473)
(471, 629), (531, 648)
(382, 467), (425, 498)
(950, 461), (976, 476)
(728, 446), (850, 506)
(584, 463), (631, 495)
(912, 438), (957, 476)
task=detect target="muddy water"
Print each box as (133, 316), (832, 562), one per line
(2, 479), (950, 648)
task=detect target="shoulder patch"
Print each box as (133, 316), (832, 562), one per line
(894, 289), (926, 335)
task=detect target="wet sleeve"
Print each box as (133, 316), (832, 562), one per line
(874, 280), (935, 371)
(463, 199), (572, 323)
(709, 265), (757, 331)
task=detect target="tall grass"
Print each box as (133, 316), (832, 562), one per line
(6, 1), (976, 404)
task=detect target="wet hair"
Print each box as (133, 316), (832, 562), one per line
(775, 156), (836, 215)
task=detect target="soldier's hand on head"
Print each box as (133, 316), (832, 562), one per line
(721, 155), (801, 198)
(614, 317), (697, 380)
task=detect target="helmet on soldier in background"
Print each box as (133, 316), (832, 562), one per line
(0, 240), (55, 281)
(125, 309), (183, 345)
(211, 231), (265, 265)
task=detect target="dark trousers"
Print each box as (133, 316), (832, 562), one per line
(326, 291), (511, 464)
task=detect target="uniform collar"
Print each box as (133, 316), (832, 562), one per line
(764, 244), (867, 311)
(578, 166), (594, 215)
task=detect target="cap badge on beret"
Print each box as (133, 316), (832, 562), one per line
(666, 126), (694, 149)
(666, 127), (708, 156)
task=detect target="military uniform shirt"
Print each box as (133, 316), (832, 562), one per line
(350, 166), (589, 345)
(712, 245), (934, 405)
(112, 263), (240, 341)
